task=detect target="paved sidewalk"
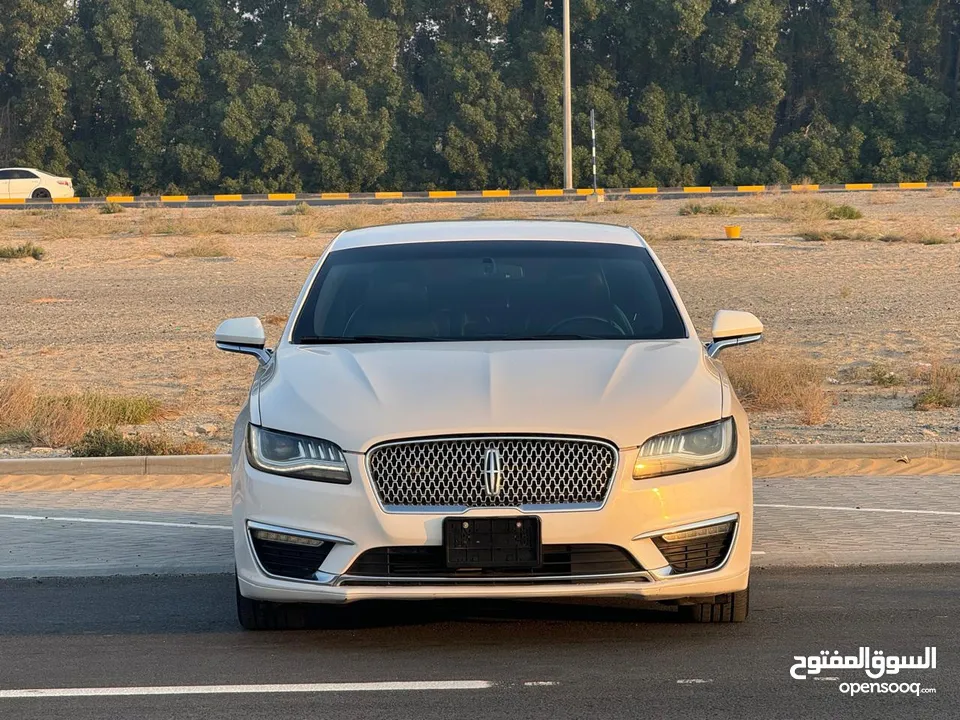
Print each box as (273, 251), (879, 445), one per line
(0, 475), (957, 577)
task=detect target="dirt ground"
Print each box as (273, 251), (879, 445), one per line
(2, 191), (959, 456)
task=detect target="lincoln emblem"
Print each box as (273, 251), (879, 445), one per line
(483, 447), (503, 496)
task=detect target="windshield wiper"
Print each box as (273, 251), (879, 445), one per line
(297, 335), (443, 344)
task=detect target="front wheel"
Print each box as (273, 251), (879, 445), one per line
(679, 587), (749, 623)
(236, 576), (309, 630)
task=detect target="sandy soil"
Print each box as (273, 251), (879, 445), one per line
(2, 191), (959, 455)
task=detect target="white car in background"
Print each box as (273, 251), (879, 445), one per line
(0, 168), (74, 199)
(216, 220), (764, 630)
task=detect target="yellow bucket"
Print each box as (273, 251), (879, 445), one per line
(724, 225), (742, 239)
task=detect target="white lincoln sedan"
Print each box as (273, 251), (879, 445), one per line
(217, 220), (763, 629)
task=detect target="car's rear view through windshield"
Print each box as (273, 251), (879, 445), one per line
(291, 240), (687, 343)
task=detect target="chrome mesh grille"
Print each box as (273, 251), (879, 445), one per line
(367, 436), (617, 509)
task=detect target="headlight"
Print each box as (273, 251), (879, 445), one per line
(633, 418), (736, 480)
(246, 425), (351, 484)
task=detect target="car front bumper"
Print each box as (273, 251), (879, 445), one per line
(234, 441), (753, 605)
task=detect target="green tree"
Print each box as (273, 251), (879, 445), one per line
(0, 0), (71, 172)
(62, 0), (206, 194)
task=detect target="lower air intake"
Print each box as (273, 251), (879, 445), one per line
(345, 544), (641, 580)
(250, 530), (333, 580)
(652, 523), (735, 574)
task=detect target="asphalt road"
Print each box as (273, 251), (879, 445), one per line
(0, 566), (954, 719)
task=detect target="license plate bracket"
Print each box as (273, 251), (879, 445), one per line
(443, 516), (542, 569)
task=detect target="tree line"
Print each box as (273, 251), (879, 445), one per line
(2, 0), (960, 195)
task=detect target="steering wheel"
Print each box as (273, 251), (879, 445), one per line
(546, 316), (627, 336)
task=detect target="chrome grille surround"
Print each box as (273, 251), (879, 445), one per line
(366, 435), (619, 513)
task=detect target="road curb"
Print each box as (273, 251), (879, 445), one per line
(1, 442), (958, 479)
(0, 455), (231, 476)
(751, 442), (960, 460)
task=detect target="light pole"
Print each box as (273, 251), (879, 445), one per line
(562, 0), (573, 190)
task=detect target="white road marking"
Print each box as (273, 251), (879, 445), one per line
(0, 680), (493, 699)
(814, 677), (840, 682)
(8, 502), (952, 536)
(0, 513), (231, 531)
(676, 679), (714, 684)
(756, 503), (960, 517)
(523, 681), (559, 687)
(751, 551), (766, 555)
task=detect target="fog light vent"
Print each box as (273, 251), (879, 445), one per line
(252, 529), (325, 547)
(250, 528), (334, 579)
(660, 521), (732, 544)
(653, 521), (735, 574)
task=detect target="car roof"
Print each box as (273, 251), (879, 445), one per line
(330, 220), (647, 251)
(0, 167), (46, 174)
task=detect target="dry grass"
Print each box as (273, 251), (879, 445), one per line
(913, 363), (960, 410)
(167, 239), (231, 258)
(281, 202), (312, 216)
(796, 228), (858, 242)
(721, 349), (831, 425)
(0, 379), (166, 447)
(646, 232), (695, 243)
(867, 192), (902, 205)
(677, 196), (863, 224)
(868, 364), (903, 387)
(826, 204), (863, 220)
(877, 230), (953, 245)
(739, 196), (836, 222)
(70, 428), (213, 457)
(574, 200), (638, 218)
(37, 210), (111, 240)
(313, 204), (409, 232)
(0, 242), (45, 260)
(797, 215), (955, 245)
(678, 202), (740, 217)
(263, 314), (288, 327)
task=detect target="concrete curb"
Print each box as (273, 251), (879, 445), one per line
(0, 455), (231, 476)
(751, 442), (960, 460)
(1, 181), (958, 211)
(1, 442), (958, 477)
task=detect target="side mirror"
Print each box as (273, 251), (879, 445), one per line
(705, 310), (763, 358)
(215, 317), (272, 364)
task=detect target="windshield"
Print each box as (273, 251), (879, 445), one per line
(291, 240), (687, 343)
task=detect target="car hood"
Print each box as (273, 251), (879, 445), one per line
(258, 340), (724, 451)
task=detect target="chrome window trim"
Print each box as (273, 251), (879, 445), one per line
(380, 501), (609, 515)
(216, 341), (273, 365)
(705, 333), (762, 358)
(363, 434), (621, 514)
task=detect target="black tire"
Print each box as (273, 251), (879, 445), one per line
(32, 188), (51, 199)
(236, 577), (309, 630)
(679, 587), (749, 623)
